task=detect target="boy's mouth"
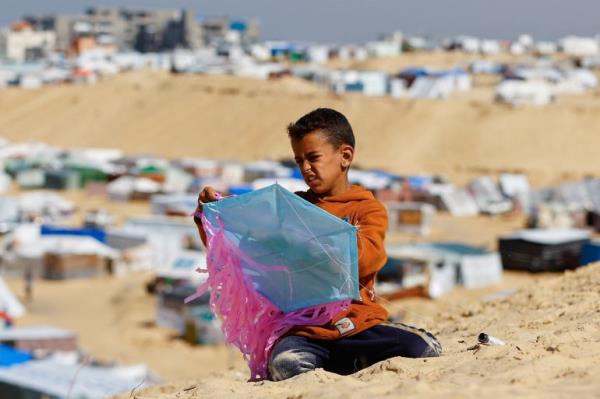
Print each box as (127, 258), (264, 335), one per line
(305, 175), (318, 185)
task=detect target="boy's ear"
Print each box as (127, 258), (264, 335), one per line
(340, 144), (354, 169)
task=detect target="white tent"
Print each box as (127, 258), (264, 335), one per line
(108, 176), (161, 201)
(251, 178), (308, 193)
(410, 76), (454, 100)
(0, 172), (11, 193)
(432, 185), (479, 217)
(0, 277), (25, 318)
(18, 191), (75, 217)
(360, 71), (388, 96)
(157, 250), (207, 282)
(495, 80), (554, 106)
(559, 36), (599, 56)
(0, 197), (18, 222)
(0, 358), (154, 399)
(15, 235), (119, 259)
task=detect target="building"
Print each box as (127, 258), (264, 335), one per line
(24, 7), (205, 54)
(0, 22), (56, 62)
(19, 8), (261, 55)
(200, 16), (260, 46)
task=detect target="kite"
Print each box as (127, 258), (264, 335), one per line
(186, 184), (359, 379)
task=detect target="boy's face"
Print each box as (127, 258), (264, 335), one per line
(291, 130), (354, 197)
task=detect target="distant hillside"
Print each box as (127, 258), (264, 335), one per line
(1, 70), (599, 185)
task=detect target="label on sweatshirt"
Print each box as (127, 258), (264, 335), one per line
(334, 317), (356, 335)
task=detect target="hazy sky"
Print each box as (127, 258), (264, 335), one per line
(1, 0), (599, 43)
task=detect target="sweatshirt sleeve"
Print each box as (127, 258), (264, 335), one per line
(356, 201), (388, 278)
(194, 211), (208, 247)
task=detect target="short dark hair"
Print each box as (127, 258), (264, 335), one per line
(287, 108), (355, 148)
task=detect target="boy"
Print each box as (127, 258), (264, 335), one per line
(197, 108), (441, 381)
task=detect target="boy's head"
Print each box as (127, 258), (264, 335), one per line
(287, 108), (355, 197)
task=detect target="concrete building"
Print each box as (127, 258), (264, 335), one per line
(24, 7), (205, 54)
(0, 22), (56, 62)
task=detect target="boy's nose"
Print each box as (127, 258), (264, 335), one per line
(301, 161), (311, 173)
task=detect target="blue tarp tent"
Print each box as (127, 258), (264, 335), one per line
(0, 345), (31, 367)
(230, 20), (247, 32)
(41, 225), (106, 243)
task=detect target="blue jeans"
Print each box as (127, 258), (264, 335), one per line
(268, 322), (442, 381)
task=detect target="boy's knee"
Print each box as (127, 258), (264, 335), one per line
(268, 349), (318, 381)
(386, 323), (443, 358)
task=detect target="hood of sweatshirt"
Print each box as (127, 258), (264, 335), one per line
(298, 185), (375, 204)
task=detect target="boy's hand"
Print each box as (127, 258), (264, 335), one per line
(196, 186), (220, 213)
(195, 186), (220, 242)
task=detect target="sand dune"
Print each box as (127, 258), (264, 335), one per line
(121, 263), (600, 399)
(1, 71), (599, 186)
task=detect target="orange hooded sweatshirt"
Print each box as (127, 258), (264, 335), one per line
(195, 185), (389, 340)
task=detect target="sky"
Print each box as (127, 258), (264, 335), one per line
(1, 0), (599, 43)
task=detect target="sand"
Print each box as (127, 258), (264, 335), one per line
(0, 70), (599, 186)
(120, 263), (600, 399)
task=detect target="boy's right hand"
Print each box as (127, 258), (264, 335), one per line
(197, 186), (220, 212)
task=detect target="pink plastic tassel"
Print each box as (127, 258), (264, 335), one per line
(186, 213), (350, 379)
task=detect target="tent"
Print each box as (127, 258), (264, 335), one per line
(0, 346), (31, 367)
(495, 79), (554, 106)
(382, 242), (502, 298)
(499, 174), (531, 211)
(151, 194), (197, 216)
(0, 326), (76, 352)
(435, 186), (479, 217)
(469, 177), (513, 215)
(0, 358), (153, 399)
(385, 202), (435, 236)
(0, 278), (25, 318)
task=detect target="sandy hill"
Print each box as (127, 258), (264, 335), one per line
(325, 51), (534, 73)
(121, 263), (600, 399)
(0, 71), (599, 186)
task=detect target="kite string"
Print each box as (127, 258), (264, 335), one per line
(279, 192), (356, 293)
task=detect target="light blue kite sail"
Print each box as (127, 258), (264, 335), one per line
(201, 183), (360, 313)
